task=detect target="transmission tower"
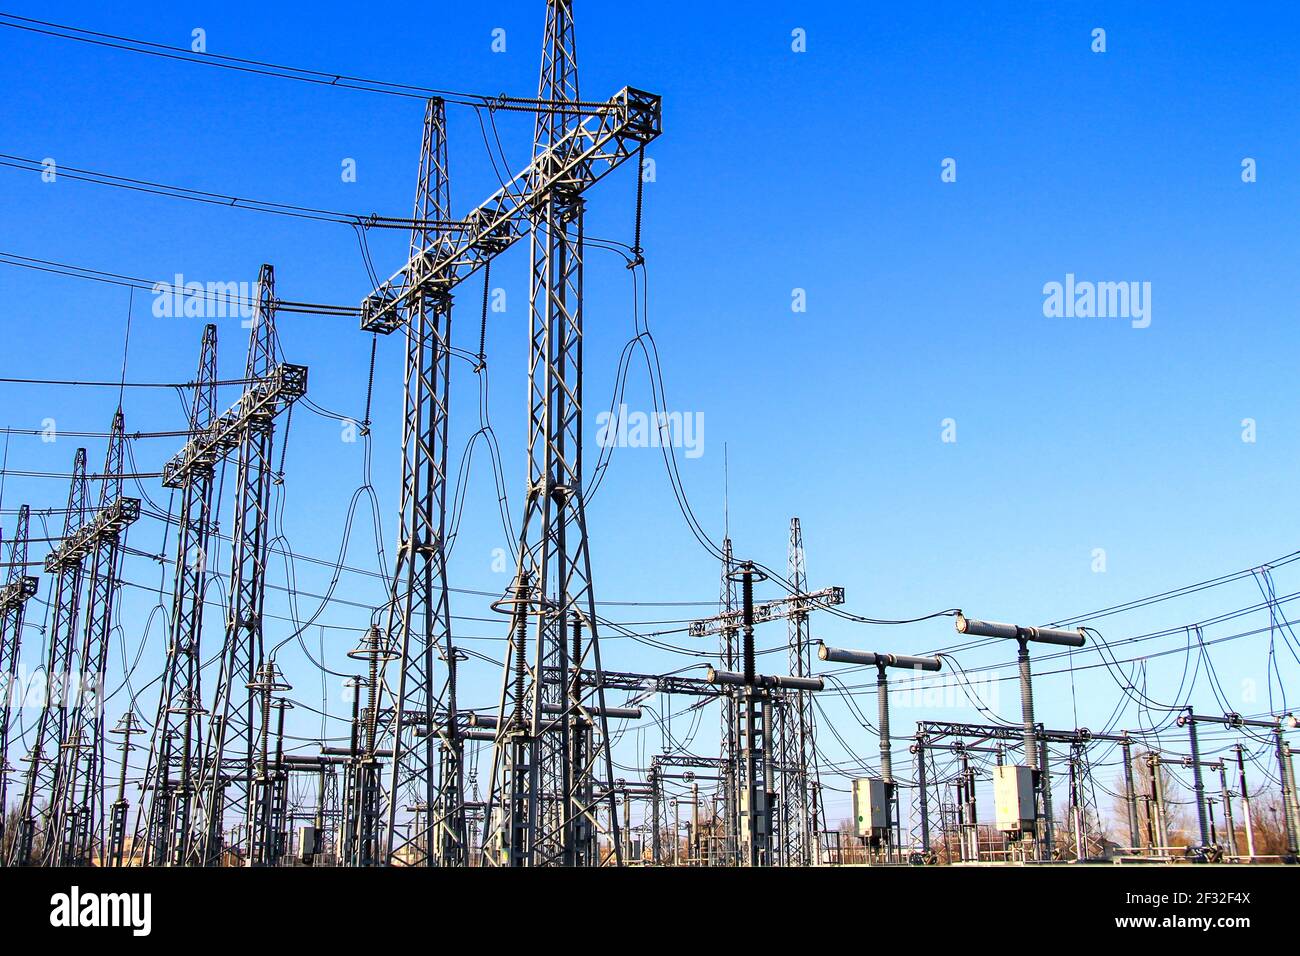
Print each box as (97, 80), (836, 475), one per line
(9, 447), (89, 865)
(44, 409), (139, 865)
(716, 537), (739, 865)
(372, 96), (466, 867)
(776, 517), (825, 865)
(138, 323), (220, 866)
(0, 505), (38, 853)
(194, 265), (302, 865)
(352, 0), (656, 867)
(484, 0), (625, 867)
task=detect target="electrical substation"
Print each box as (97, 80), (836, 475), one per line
(0, 1), (1297, 877)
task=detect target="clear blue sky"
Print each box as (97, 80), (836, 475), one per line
(1, 1), (1297, 835)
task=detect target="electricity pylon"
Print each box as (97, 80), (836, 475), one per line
(0, 505), (38, 852)
(194, 265), (303, 865)
(484, 0), (626, 867)
(45, 409), (139, 865)
(138, 323), (220, 866)
(354, 0), (658, 867)
(776, 517), (825, 866)
(10, 447), (88, 865)
(371, 97), (466, 867)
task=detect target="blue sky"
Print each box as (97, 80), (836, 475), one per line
(1, 2), (1298, 837)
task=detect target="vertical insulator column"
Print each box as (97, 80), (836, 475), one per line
(876, 664), (893, 782)
(876, 663), (893, 857)
(1016, 638), (1036, 772)
(1277, 730), (1299, 860)
(1182, 708), (1211, 850)
(1121, 736), (1140, 850)
(1149, 753), (1168, 851)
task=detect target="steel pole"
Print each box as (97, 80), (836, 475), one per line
(1235, 745), (1255, 859)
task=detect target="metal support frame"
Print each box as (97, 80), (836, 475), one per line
(0, 505), (38, 854)
(137, 324), (220, 866)
(10, 448), (89, 866)
(692, 557), (841, 867)
(45, 410), (138, 865)
(482, 0), (654, 868)
(1183, 710), (1298, 862)
(716, 537), (739, 866)
(819, 646), (941, 862)
(194, 266), (303, 866)
(775, 518), (825, 866)
(370, 97), (466, 868)
(914, 719), (1130, 862)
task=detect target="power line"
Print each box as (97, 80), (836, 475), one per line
(0, 152), (442, 230)
(0, 250), (359, 316)
(0, 12), (617, 113)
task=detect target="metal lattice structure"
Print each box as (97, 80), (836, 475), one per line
(482, 0), (628, 867)
(3, 0), (1300, 886)
(370, 96), (466, 868)
(0, 505), (38, 853)
(138, 323), (220, 866)
(9, 447), (89, 865)
(345, 0), (658, 871)
(45, 410), (139, 865)
(776, 518), (825, 865)
(716, 537), (739, 865)
(194, 265), (302, 865)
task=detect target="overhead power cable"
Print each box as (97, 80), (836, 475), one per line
(0, 251), (359, 316)
(0, 152), (454, 231)
(0, 13), (618, 113)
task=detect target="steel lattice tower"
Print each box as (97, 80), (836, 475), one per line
(0, 505), (38, 853)
(139, 323), (220, 866)
(375, 97), (466, 867)
(10, 448), (88, 865)
(717, 537), (739, 866)
(44, 409), (136, 865)
(194, 267), (283, 865)
(776, 517), (825, 865)
(485, 0), (622, 867)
